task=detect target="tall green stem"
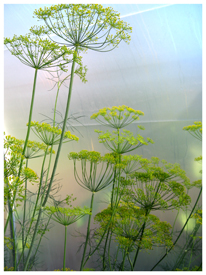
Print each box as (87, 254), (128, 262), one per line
(22, 79), (61, 270)
(104, 168), (118, 270)
(132, 182), (161, 271)
(113, 245), (120, 271)
(188, 238), (195, 270)
(83, 154), (122, 268)
(10, 205), (17, 270)
(22, 158), (28, 266)
(42, 51), (77, 207)
(40, 83), (60, 205)
(5, 178), (17, 270)
(19, 68), (38, 176)
(132, 220), (147, 269)
(17, 147), (48, 269)
(102, 228), (110, 270)
(107, 231), (113, 270)
(63, 226), (68, 271)
(80, 192), (95, 271)
(121, 249), (127, 271)
(127, 253), (133, 271)
(28, 215), (52, 270)
(110, 168), (117, 209)
(4, 68), (38, 234)
(23, 51), (77, 271)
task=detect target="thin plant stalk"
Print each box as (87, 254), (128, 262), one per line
(63, 226), (68, 271)
(23, 49), (78, 271)
(42, 49), (77, 206)
(132, 182), (162, 269)
(5, 178), (17, 270)
(4, 68), (38, 235)
(10, 205), (17, 270)
(127, 253), (134, 271)
(19, 79), (59, 267)
(171, 209), (180, 236)
(150, 187), (202, 271)
(28, 214), (52, 270)
(40, 81), (60, 205)
(102, 228), (111, 270)
(107, 230), (113, 270)
(188, 238), (195, 270)
(132, 220), (147, 269)
(172, 221), (201, 270)
(102, 168), (117, 270)
(113, 245), (120, 271)
(121, 248), (127, 271)
(102, 151), (121, 270)
(20, 68), (38, 172)
(22, 158), (28, 266)
(82, 155), (122, 268)
(22, 79), (65, 270)
(80, 192), (95, 271)
(17, 146), (49, 268)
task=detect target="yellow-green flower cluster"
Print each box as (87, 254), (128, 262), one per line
(4, 266), (14, 271)
(30, 121), (79, 145)
(69, 150), (101, 162)
(4, 135), (24, 158)
(121, 155), (151, 175)
(44, 205), (91, 226)
(94, 129), (154, 154)
(195, 155), (202, 162)
(91, 106), (144, 129)
(34, 4), (132, 52)
(4, 236), (13, 250)
(4, 27), (75, 71)
(192, 179), (202, 188)
(122, 159), (191, 211)
(4, 175), (24, 208)
(5, 135), (55, 159)
(192, 209), (202, 225)
(69, 150), (115, 192)
(22, 167), (38, 183)
(23, 140), (55, 159)
(69, 150), (116, 164)
(75, 64), (88, 83)
(4, 136), (35, 203)
(94, 202), (172, 251)
(183, 121), (202, 141)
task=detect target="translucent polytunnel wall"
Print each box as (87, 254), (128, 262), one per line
(4, 4), (202, 271)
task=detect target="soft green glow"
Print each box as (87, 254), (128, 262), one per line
(76, 215), (87, 228)
(17, 238), (30, 250)
(179, 211), (195, 232)
(189, 145), (202, 178)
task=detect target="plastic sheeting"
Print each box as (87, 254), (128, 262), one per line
(4, 4), (202, 271)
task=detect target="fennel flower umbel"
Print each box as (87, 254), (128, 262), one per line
(34, 4), (132, 52)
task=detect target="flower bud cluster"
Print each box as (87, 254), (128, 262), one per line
(29, 121), (79, 145)
(91, 105), (144, 129)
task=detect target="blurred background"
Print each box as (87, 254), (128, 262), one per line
(4, 3), (202, 271)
